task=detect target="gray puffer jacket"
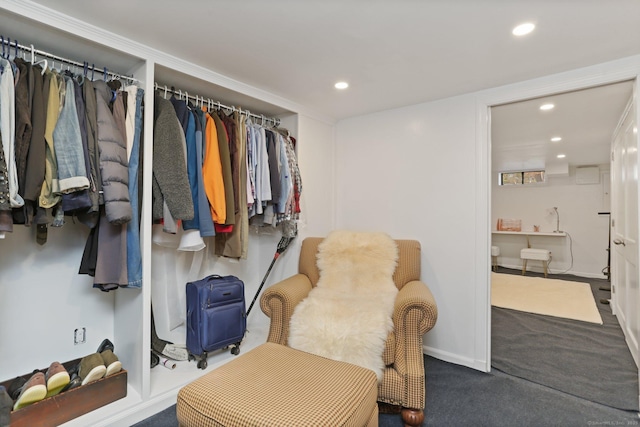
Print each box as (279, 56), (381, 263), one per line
(94, 80), (132, 224)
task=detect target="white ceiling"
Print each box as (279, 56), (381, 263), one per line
(492, 80), (634, 171)
(17, 0), (640, 120)
(7, 0), (640, 168)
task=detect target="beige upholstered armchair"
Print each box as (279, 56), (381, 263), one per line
(260, 237), (438, 427)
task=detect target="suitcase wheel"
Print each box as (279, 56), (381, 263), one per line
(231, 343), (241, 356)
(197, 358), (208, 369)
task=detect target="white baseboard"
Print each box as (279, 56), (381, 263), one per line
(497, 263), (608, 280)
(424, 345), (489, 373)
(102, 392), (178, 427)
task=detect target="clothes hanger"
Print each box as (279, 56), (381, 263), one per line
(30, 44), (48, 75)
(75, 66), (84, 86)
(2, 36), (10, 60)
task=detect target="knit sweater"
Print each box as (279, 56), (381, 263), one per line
(152, 95), (194, 221)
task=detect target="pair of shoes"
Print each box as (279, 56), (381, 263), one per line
(60, 372), (82, 393)
(151, 311), (189, 361)
(12, 372), (46, 411)
(34, 207), (49, 245)
(7, 375), (29, 401)
(97, 339), (114, 354)
(150, 351), (159, 369)
(10, 361), (71, 410)
(59, 363), (82, 393)
(78, 350), (122, 386)
(44, 362), (70, 398)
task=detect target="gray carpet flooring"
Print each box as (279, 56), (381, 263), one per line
(133, 354), (639, 427)
(492, 268), (639, 411)
(133, 269), (640, 426)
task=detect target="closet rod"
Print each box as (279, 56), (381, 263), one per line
(155, 82), (281, 127)
(0, 36), (139, 83)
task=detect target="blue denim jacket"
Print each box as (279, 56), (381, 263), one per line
(53, 76), (90, 194)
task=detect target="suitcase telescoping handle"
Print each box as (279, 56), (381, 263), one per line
(206, 275), (228, 291)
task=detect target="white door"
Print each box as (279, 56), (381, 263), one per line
(611, 94), (640, 368)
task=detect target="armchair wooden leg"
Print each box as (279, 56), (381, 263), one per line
(401, 408), (424, 427)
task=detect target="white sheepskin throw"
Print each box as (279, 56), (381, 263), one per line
(288, 230), (399, 381)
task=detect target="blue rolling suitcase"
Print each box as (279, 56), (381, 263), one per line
(186, 274), (246, 369)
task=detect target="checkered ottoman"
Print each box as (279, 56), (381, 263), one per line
(176, 342), (379, 427)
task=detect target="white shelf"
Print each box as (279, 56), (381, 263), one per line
(492, 231), (567, 237)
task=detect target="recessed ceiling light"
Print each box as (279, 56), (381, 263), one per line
(540, 103), (555, 111)
(557, 154), (566, 159)
(550, 137), (562, 142)
(334, 81), (349, 90)
(512, 22), (535, 36)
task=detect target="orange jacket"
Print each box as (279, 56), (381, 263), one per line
(201, 109), (226, 224)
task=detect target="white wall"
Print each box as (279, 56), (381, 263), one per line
(0, 224), (116, 380)
(336, 55), (640, 371)
(492, 165), (611, 278)
(335, 95), (483, 368)
(296, 114), (337, 238)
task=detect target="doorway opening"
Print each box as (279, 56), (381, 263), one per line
(488, 79), (638, 411)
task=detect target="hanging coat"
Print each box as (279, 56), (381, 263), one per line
(94, 80), (132, 225)
(151, 94), (194, 222)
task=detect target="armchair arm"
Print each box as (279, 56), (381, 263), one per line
(394, 280), (438, 337)
(260, 274), (313, 345)
(391, 280), (438, 410)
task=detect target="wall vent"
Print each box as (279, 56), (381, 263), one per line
(575, 166), (600, 184)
